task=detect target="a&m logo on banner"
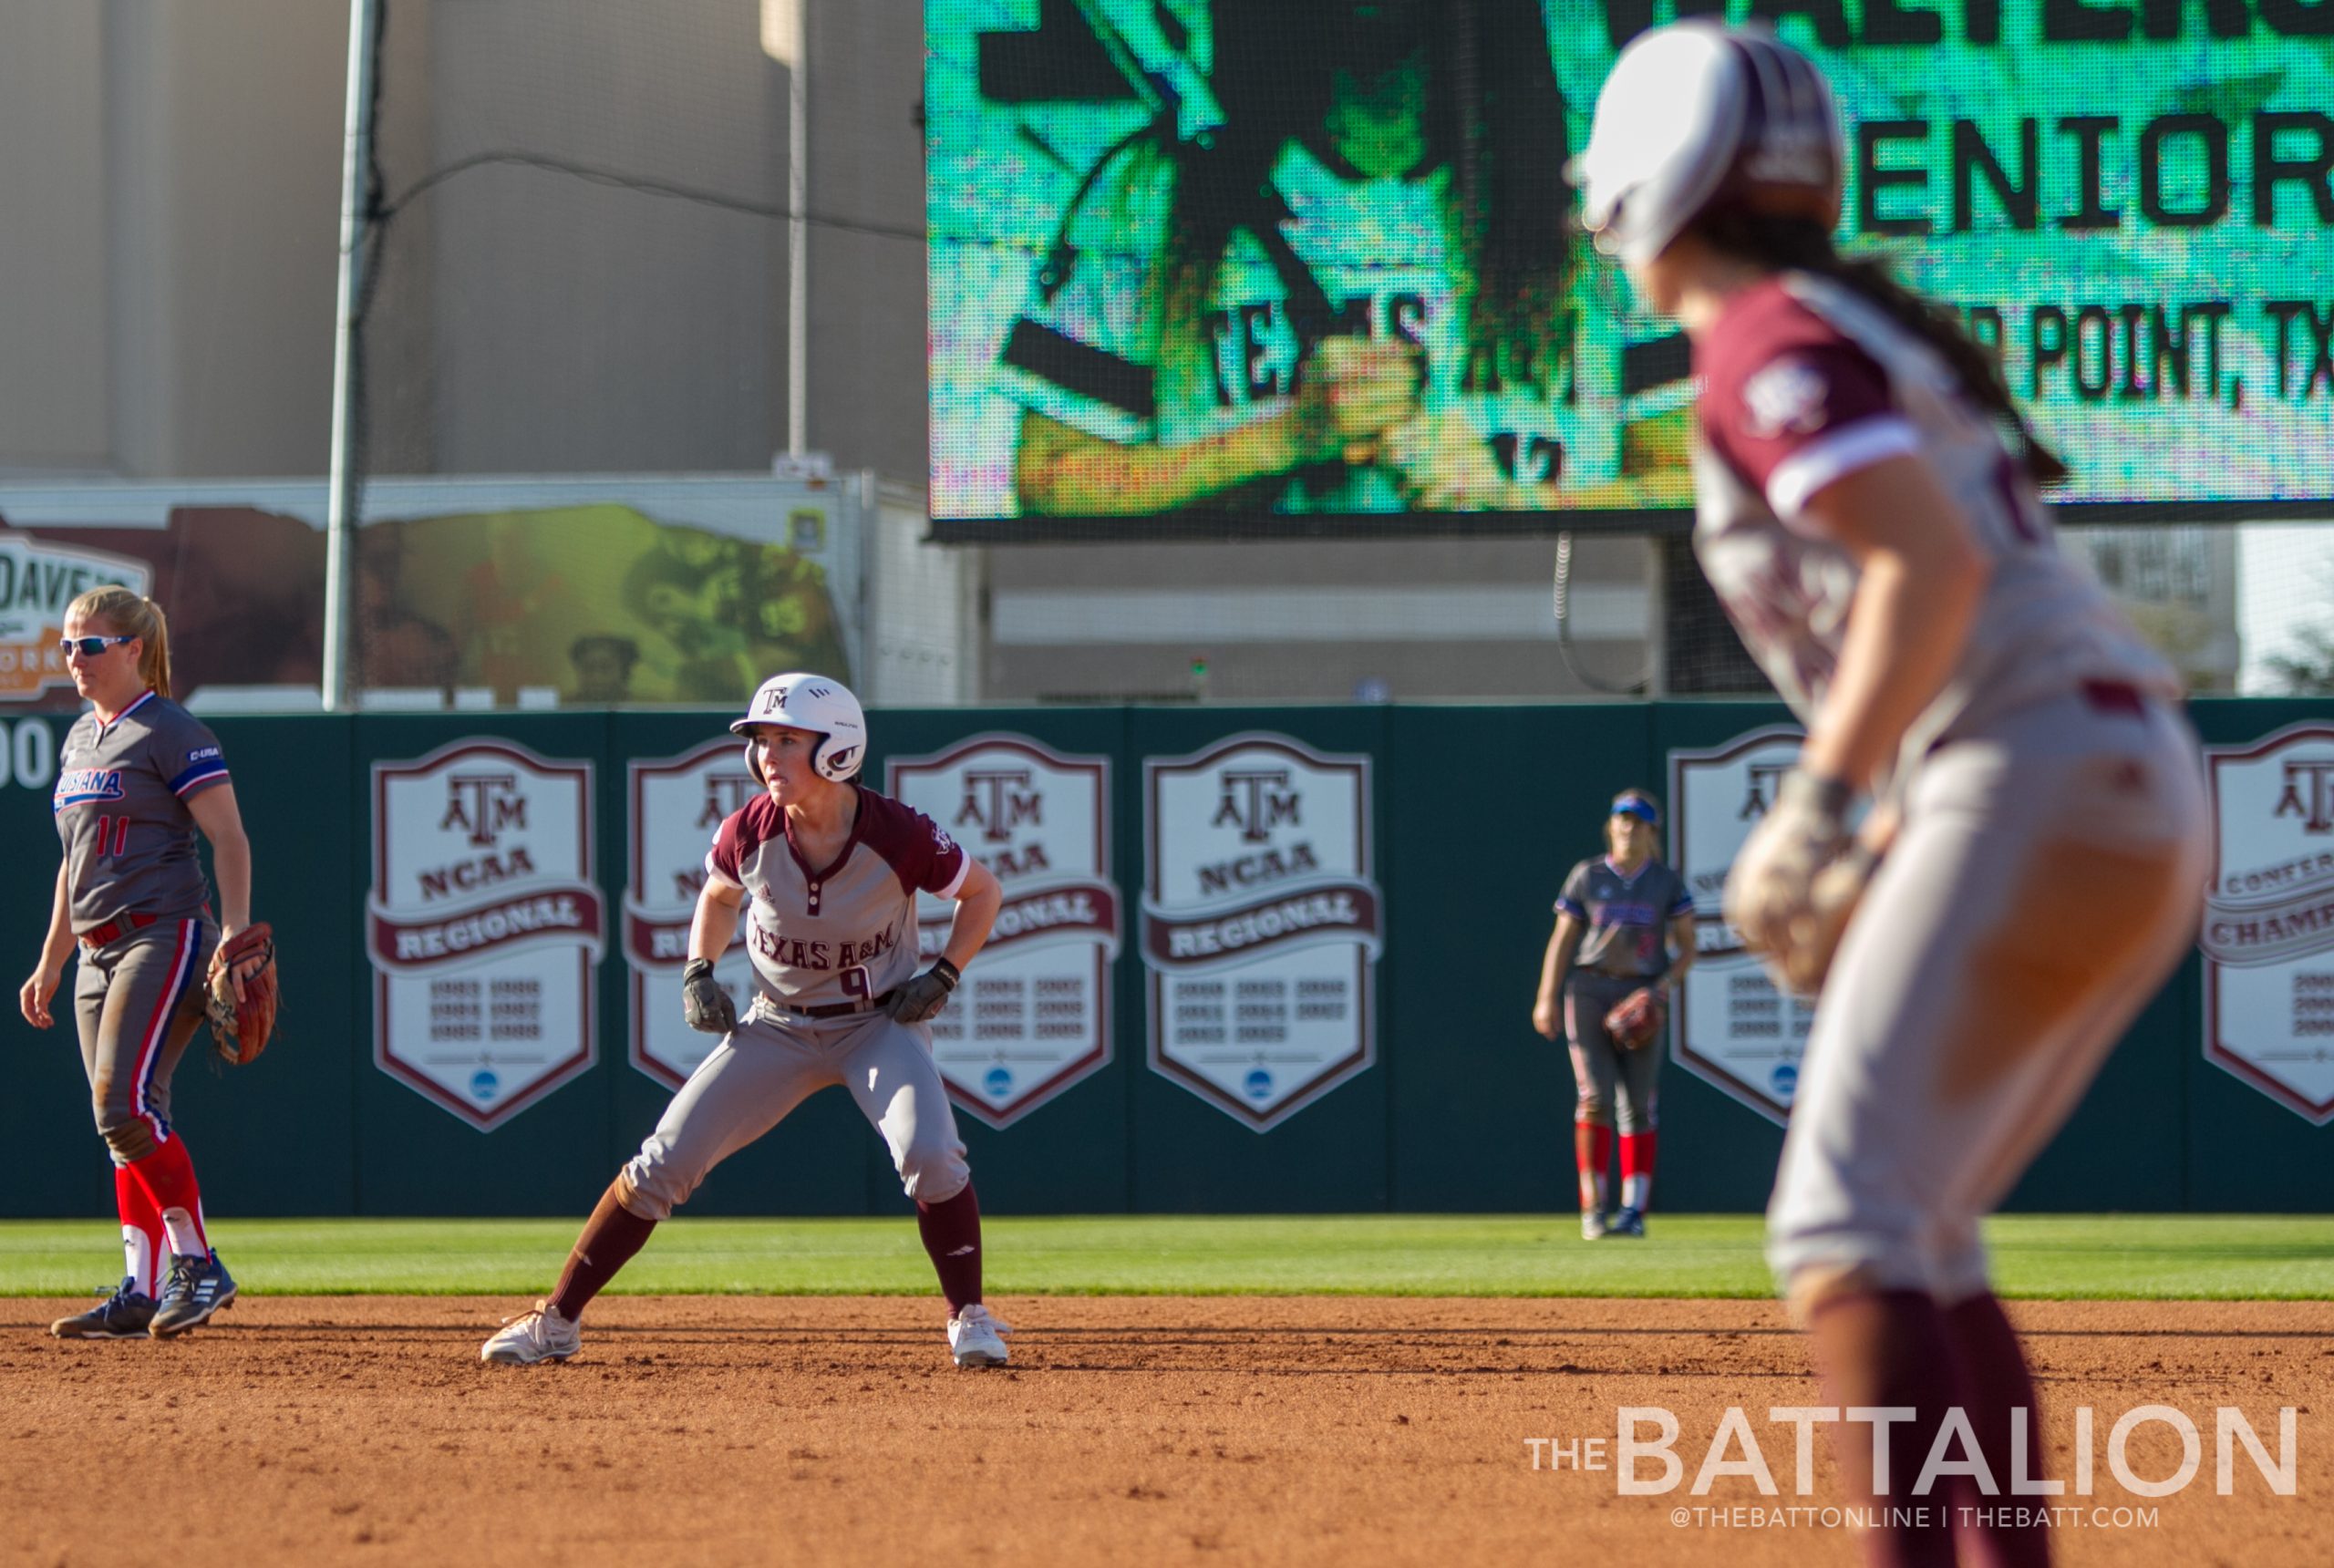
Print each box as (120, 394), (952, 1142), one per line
(0, 534), (152, 702)
(1142, 733), (1381, 1131)
(367, 739), (604, 1130)
(888, 735), (1121, 1129)
(2201, 722), (2334, 1124)
(1668, 727), (1817, 1126)
(625, 738), (759, 1089)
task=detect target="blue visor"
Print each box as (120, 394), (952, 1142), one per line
(1610, 795), (1658, 824)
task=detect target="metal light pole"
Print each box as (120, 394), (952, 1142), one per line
(321, 0), (380, 711)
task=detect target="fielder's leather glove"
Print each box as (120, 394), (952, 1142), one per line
(1603, 986), (1665, 1051)
(1724, 770), (1874, 995)
(888, 957), (961, 1025)
(681, 957), (737, 1034)
(205, 923), (279, 1066)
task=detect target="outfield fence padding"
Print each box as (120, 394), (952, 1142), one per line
(0, 701), (2322, 1219)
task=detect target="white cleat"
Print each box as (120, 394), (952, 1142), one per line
(481, 1300), (581, 1366)
(947, 1303), (1012, 1368)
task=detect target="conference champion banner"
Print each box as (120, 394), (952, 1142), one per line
(926, 0), (2334, 537)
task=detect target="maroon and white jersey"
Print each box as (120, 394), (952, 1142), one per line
(704, 786), (970, 1011)
(1693, 273), (2176, 788)
(53, 689), (231, 933)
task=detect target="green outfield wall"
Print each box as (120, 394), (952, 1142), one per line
(1, 700), (2324, 1221)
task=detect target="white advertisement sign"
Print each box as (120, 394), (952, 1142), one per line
(889, 735), (1121, 1128)
(625, 738), (759, 1089)
(367, 739), (604, 1130)
(0, 535), (150, 702)
(1668, 727), (1817, 1126)
(2201, 722), (2334, 1124)
(1142, 733), (1382, 1131)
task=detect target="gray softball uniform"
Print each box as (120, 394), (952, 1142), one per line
(1690, 273), (2207, 1305)
(1557, 857), (1694, 1136)
(617, 788), (976, 1221)
(52, 690), (230, 1162)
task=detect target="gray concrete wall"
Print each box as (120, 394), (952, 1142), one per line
(0, 4), (108, 471)
(0, 1), (341, 478)
(105, 0), (344, 478)
(802, 0), (926, 482)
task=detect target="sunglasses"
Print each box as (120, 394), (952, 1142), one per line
(60, 634), (137, 657)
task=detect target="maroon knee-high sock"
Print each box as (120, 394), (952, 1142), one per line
(1806, 1288), (1962, 1568)
(1946, 1292), (2052, 1568)
(916, 1184), (983, 1315)
(547, 1181), (657, 1323)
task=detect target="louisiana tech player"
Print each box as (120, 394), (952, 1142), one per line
(1576, 26), (2208, 1565)
(1530, 790), (1696, 1239)
(28, 587), (262, 1340)
(482, 675), (1009, 1368)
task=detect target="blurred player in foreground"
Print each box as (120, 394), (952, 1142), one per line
(1575, 24), (2209, 1564)
(482, 675), (1008, 1369)
(1530, 789), (1695, 1239)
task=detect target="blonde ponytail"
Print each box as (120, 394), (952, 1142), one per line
(66, 585), (172, 698)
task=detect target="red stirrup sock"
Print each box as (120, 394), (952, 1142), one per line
(548, 1181), (658, 1323)
(916, 1184), (984, 1315)
(1575, 1122), (1613, 1214)
(1618, 1130), (1658, 1212)
(115, 1165), (164, 1295)
(126, 1135), (209, 1258)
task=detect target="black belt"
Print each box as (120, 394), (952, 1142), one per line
(783, 989), (898, 1020)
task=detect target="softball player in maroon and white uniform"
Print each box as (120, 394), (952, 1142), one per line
(27, 587), (263, 1340)
(1531, 790), (1696, 1239)
(1577, 26), (2209, 1565)
(483, 675), (1009, 1369)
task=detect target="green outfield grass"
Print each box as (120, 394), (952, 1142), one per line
(3, 1215), (2330, 1299)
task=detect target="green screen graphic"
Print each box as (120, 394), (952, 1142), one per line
(927, 0), (2334, 535)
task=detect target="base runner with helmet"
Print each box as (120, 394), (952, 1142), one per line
(26, 587), (274, 1341)
(482, 675), (1010, 1368)
(1530, 790), (1696, 1240)
(1575, 26), (2209, 1565)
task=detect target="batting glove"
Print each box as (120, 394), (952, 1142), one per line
(888, 957), (961, 1025)
(1724, 769), (1854, 992)
(681, 957), (738, 1035)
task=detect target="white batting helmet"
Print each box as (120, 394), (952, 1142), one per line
(729, 672), (867, 783)
(1573, 22), (1843, 264)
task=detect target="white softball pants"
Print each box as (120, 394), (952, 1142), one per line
(616, 1006), (971, 1221)
(1766, 687), (2208, 1308)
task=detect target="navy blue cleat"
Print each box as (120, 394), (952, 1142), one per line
(50, 1277), (159, 1339)
(150, 1252), (236, 1338)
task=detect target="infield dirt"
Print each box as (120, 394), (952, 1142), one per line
(7, 1296), (2329, 1567)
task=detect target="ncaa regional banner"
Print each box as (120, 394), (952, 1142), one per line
(2201, 722), (2334, 1124)
(624, 738), (760, 1089)
(927, 0), (2334, 536)
(1142, 733), (1383, 1130)
(367, 739), (604, 1130)
(889, 736), (1123, 1128)
(1668, 727), (1818, 1125)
